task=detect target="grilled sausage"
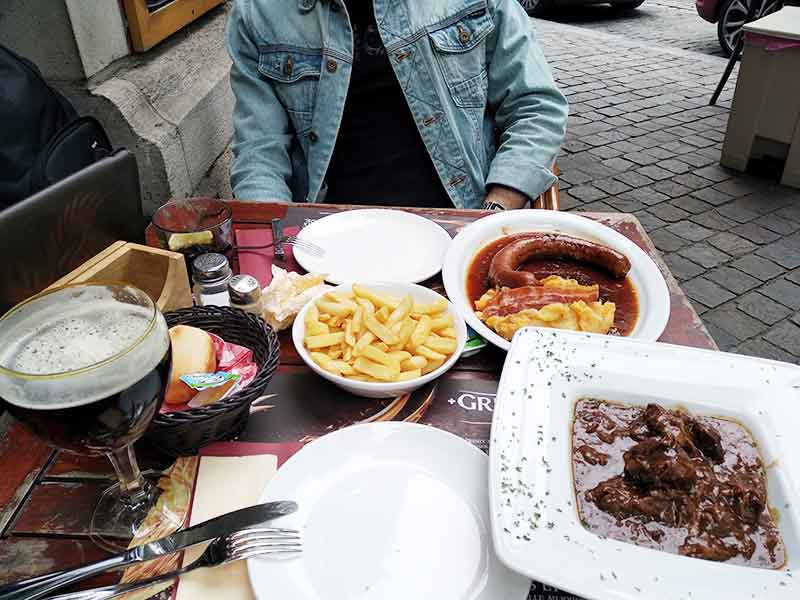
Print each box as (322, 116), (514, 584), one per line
(489, 233), (631, 288)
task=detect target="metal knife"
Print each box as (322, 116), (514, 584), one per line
(271, 218), (285, 260)
(0, 501), (297, 600)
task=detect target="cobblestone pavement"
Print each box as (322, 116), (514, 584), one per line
(543, 0), (725, 57)
(534, 18), (800, 364)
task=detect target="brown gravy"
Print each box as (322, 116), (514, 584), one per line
(466, 236), (639, 336)
(572, 398), (785, 569)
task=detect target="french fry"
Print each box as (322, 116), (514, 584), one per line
(315, 298), (354, 318)
(327, 347), (343, 359)
(318, 313), (331, 322)
(361, 344), (401, 370)
(439, 327), (457, 338)
(409, 315), (432, 350)
(325, 291), (357, 305)
(305, 303), (320, 324)
(375, 305), (391, 323)
(387, 294), (412, 325)
(397, 369), (422, 381)
(402, 355), (428, 370)
(425, 335), (457, 355)
(343, 346), (353, 362)
(353, 284), (400, 309)
(412, 298), (448, 315)
(305, 332), (345, 349)
(390, 321), (403, 334)
(375, 342), (390, 352)
(364, 313), (398, 345)
(344, 318), (356, 346)
(352, 306), (363, 335)
(388, 350), (412, 363)
(429, 313), (453, 332)
(328, 315), (344, 329)
(344, 373), (380, 382)
(422, 358), (444, 375)
(356, 297), (375, 315)
(416, 345), (446, 361)
(306, 321), (330, 336)
(397, 318), (416, 347)
(353, 331), (376, 356)
(354, 357), (399, 381)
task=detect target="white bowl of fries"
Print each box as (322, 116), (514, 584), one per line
(292, 283), (467, 398)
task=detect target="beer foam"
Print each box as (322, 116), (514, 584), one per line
(0, 299), (170, 409)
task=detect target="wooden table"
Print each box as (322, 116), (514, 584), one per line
(0, 202), (715, 594)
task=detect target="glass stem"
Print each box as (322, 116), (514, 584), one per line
(107, 444), (151, 507)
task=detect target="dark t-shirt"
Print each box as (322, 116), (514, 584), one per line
(324, 1), (452, 208)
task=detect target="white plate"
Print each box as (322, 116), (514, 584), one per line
(490, 328), (800, 600)
(441, 210), (670, 351)
(295, 209), (452, 284)
(248, 422), (531, 600)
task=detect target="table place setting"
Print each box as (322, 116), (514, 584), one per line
(1, 201), (796, 600)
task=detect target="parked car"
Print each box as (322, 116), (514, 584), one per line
(519, 0), (646, 16)
(695, 0), (787, 56)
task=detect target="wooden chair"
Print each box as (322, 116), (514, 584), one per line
(532, 162), (560, 210)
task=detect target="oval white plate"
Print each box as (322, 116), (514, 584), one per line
(441, 210), (670, 351)
(247, 422), (531, 600)
(294, 209), (452, 284)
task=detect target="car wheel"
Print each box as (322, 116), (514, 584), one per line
(609, 0), (646, 11)
(717, 0), (783, 56)
(518, 0), (555, 17)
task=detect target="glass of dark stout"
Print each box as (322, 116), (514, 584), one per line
(0, 283), (177, 551)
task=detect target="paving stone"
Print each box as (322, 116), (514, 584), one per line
(691, 187), (735, 207)
(705, 322), (739, 351)
(658, 158), (692, 174)
(754, 215), (800, 235)
(774, 205), (800, 223)
(678, 243), (730, 268)
(562, 139), (594, 153)
(622, 152), (660, 167)
(652, 180), (693, 198)
(649, 203), (690, 223)
(683, 278), (736, 308)
(673, 173), (716, 190)
(636, 165), (674, 181)
(736, 338), (798, 363)
(575, 199), (617, 213)
(738, 292), (792, 325)
(706, 232), (757, 257)
(664, 253), (704, 281)
(730, 222), (781, 245)
(671, 195), (712, 214)
(679, 152), (718, 168)
(788, 269), (800, 285)
(716, 204), (762, 224)
(756, 235), (800, 269)
(760, 278), (800, 310)
(613, 171), (653, 188)
(638, 146), (674, 160)
(603, 195), (647, 214)
(588, 145), (623, 160)
(693, 165), (735, 183)
(689, 210), (737, 231)
(665, 221), (714, 242)
(601, 157), (637, 173)
(764, 320), (800, 356)
(568, 185), (608, 202)
(702, 303), (767, 340)
(634, 210), (667, 232)
(650, 229), (687, 253)
(730, 255), (786, 281)
(593, 178), (632, 195)
(705, 266), (761, 294)
(559, 192), (582, 211)
(560, 169), (595, 186)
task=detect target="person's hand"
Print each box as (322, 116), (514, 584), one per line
(482, 185), (528, 210)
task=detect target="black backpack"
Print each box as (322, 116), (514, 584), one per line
(0, 45), (113, 210)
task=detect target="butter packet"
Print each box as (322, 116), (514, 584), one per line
(180, 371), (241, 391)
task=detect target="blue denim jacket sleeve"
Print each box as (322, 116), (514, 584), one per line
(226, 0), (293, 202)
(485, 0), (568, 200)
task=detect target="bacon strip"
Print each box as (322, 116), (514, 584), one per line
(480, 284), (600, 317)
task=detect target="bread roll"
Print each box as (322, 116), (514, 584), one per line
(165, 325), (217, 405)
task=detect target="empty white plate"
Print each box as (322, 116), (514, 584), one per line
(248, 422), (531, 600)
(294, 209), (452, 284)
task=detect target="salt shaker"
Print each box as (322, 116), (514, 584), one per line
(192, 253), (232, 307)
(228, 274), (262, 315)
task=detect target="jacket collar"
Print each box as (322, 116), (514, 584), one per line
(298, 0), (317, 12)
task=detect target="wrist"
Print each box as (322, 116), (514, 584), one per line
(484, 185), (529, 210)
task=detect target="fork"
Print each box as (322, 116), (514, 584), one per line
(48, 527), (302, 600)
(236, 235), (325, 258)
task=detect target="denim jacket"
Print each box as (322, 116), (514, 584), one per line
(226, 0), (568, 208)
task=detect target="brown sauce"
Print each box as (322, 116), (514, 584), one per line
(466, 236), (639, 336)
(572, 398), (786, 569)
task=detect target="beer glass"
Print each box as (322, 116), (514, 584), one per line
(0, 283), (176, 551)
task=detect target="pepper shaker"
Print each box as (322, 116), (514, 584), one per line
(228, 274), (263, 315)
(192, 253), (232, 307)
